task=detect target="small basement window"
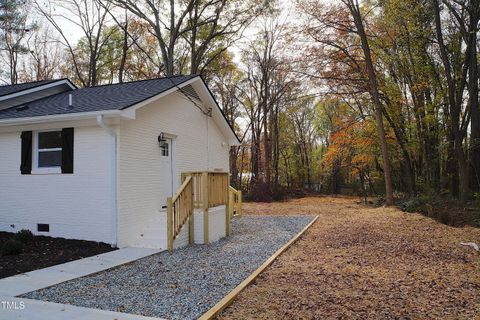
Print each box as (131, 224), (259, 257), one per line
(160, 140), (169, 157)
(33, 130), (62, 173)
(37, 224), (49, 232)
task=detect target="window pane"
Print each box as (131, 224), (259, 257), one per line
(39, 131), (62, 149)
(38, 150), (62, 167)
(160, 141), (169, 157)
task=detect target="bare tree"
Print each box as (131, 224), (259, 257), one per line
(97, 4), (164, 81)
(109, 0), (267, 75)
(432, 0), (477, 202)
(20, 25), (62, 81)
(34, 0), (113, 86)
(443, 0), (480, 192)
(236, 14), (301, 196)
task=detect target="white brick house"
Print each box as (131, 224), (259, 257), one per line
(0, 76), (240, 250)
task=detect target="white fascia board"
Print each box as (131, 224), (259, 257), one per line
(0, 110), (122, 127)
(121, 108), (136, 119)
(0, 79), (76, 104)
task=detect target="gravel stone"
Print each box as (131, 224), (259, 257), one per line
(21, 215), (314, 320)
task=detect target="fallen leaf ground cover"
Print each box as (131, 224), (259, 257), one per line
(218, 196), (480, 320)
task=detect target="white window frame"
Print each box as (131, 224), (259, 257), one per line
(32, 129), (62, 174)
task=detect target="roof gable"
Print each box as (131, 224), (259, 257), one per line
(0, 79), (76, 111)
(0, 79), (59, 97)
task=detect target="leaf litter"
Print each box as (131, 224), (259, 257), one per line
(218, 196), (480, 320)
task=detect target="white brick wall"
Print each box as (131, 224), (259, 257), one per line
(131, 211), (188, 250)
(193, 209), (204, 244)
(0, 126), (115, 244)
(193, 205), (227, 244)
(117, 93), (230, 247)
(0, 88), (231, 248)
(173, 217), (190, 249)
(208, 205), (227, 242)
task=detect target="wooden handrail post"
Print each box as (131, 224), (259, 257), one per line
(202, 172), (209, 244)
(167, 197), (173, 252)
(228, 190), (233, 218)
(189, 181), (194, 245)
(226, 175), (231, 237)
(238, 190), (242, 215)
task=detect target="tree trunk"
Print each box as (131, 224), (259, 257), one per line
(468, 1), (480, 191)
(229, 147), (239, 188)
(345, 0), (394, 205)
(433, 0), (470, 202)
(383, 109), (416, 195)
(118, 19), (129, 83)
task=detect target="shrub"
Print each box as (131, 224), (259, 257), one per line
(271, 185), (287, 201)
(248, 181), (273, 202)
(0, 239), (24, 256)
(400, 197), (423, 213)
(400, 194), (478, 227)
(14, 229), (34, 243)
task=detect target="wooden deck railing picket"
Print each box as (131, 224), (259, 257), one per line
(167, 171), (240, 252)
(180, 171), (229, 209)
(228, 186), (242, 217)
(166, 175), (194, 252)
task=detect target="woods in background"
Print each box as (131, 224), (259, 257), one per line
(1, 0), (479, 216)
(299, 0), (480, 205)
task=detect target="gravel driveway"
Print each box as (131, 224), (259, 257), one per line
(21, 215), (315, 320)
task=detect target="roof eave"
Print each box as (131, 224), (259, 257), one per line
(0, 110), (124, 127)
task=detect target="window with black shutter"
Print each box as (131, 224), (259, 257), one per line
(21, 128), (74, 174)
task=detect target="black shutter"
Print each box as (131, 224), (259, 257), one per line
(61, 128), (74, 174)
(20, 131), (33, 175)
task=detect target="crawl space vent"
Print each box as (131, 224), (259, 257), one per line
(37, 224), (49, 232)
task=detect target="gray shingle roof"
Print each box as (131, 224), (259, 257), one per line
(0, 79), (59, 98)
(0, 75), (197, 120)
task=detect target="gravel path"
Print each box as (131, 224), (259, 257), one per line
(21, 215), (314, 320)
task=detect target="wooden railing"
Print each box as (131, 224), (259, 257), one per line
(208, 173), (229, 207)
(167, 176), (194, 252)
(168, 171), (235, 251)
(181, 171), (229, 209)
(229, 186), (242, 217)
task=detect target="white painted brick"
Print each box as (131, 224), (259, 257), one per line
(0, 91), (230, 249)
(208, 205), (227, 242)
(0, 126), (115, 244)
(117, 93), (229, 247)
(193, 209), (205, 244)
(193, 205), (227, 244)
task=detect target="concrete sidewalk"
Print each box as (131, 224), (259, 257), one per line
(0, 247), (163, 319)
(0, 296), (163, 320)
